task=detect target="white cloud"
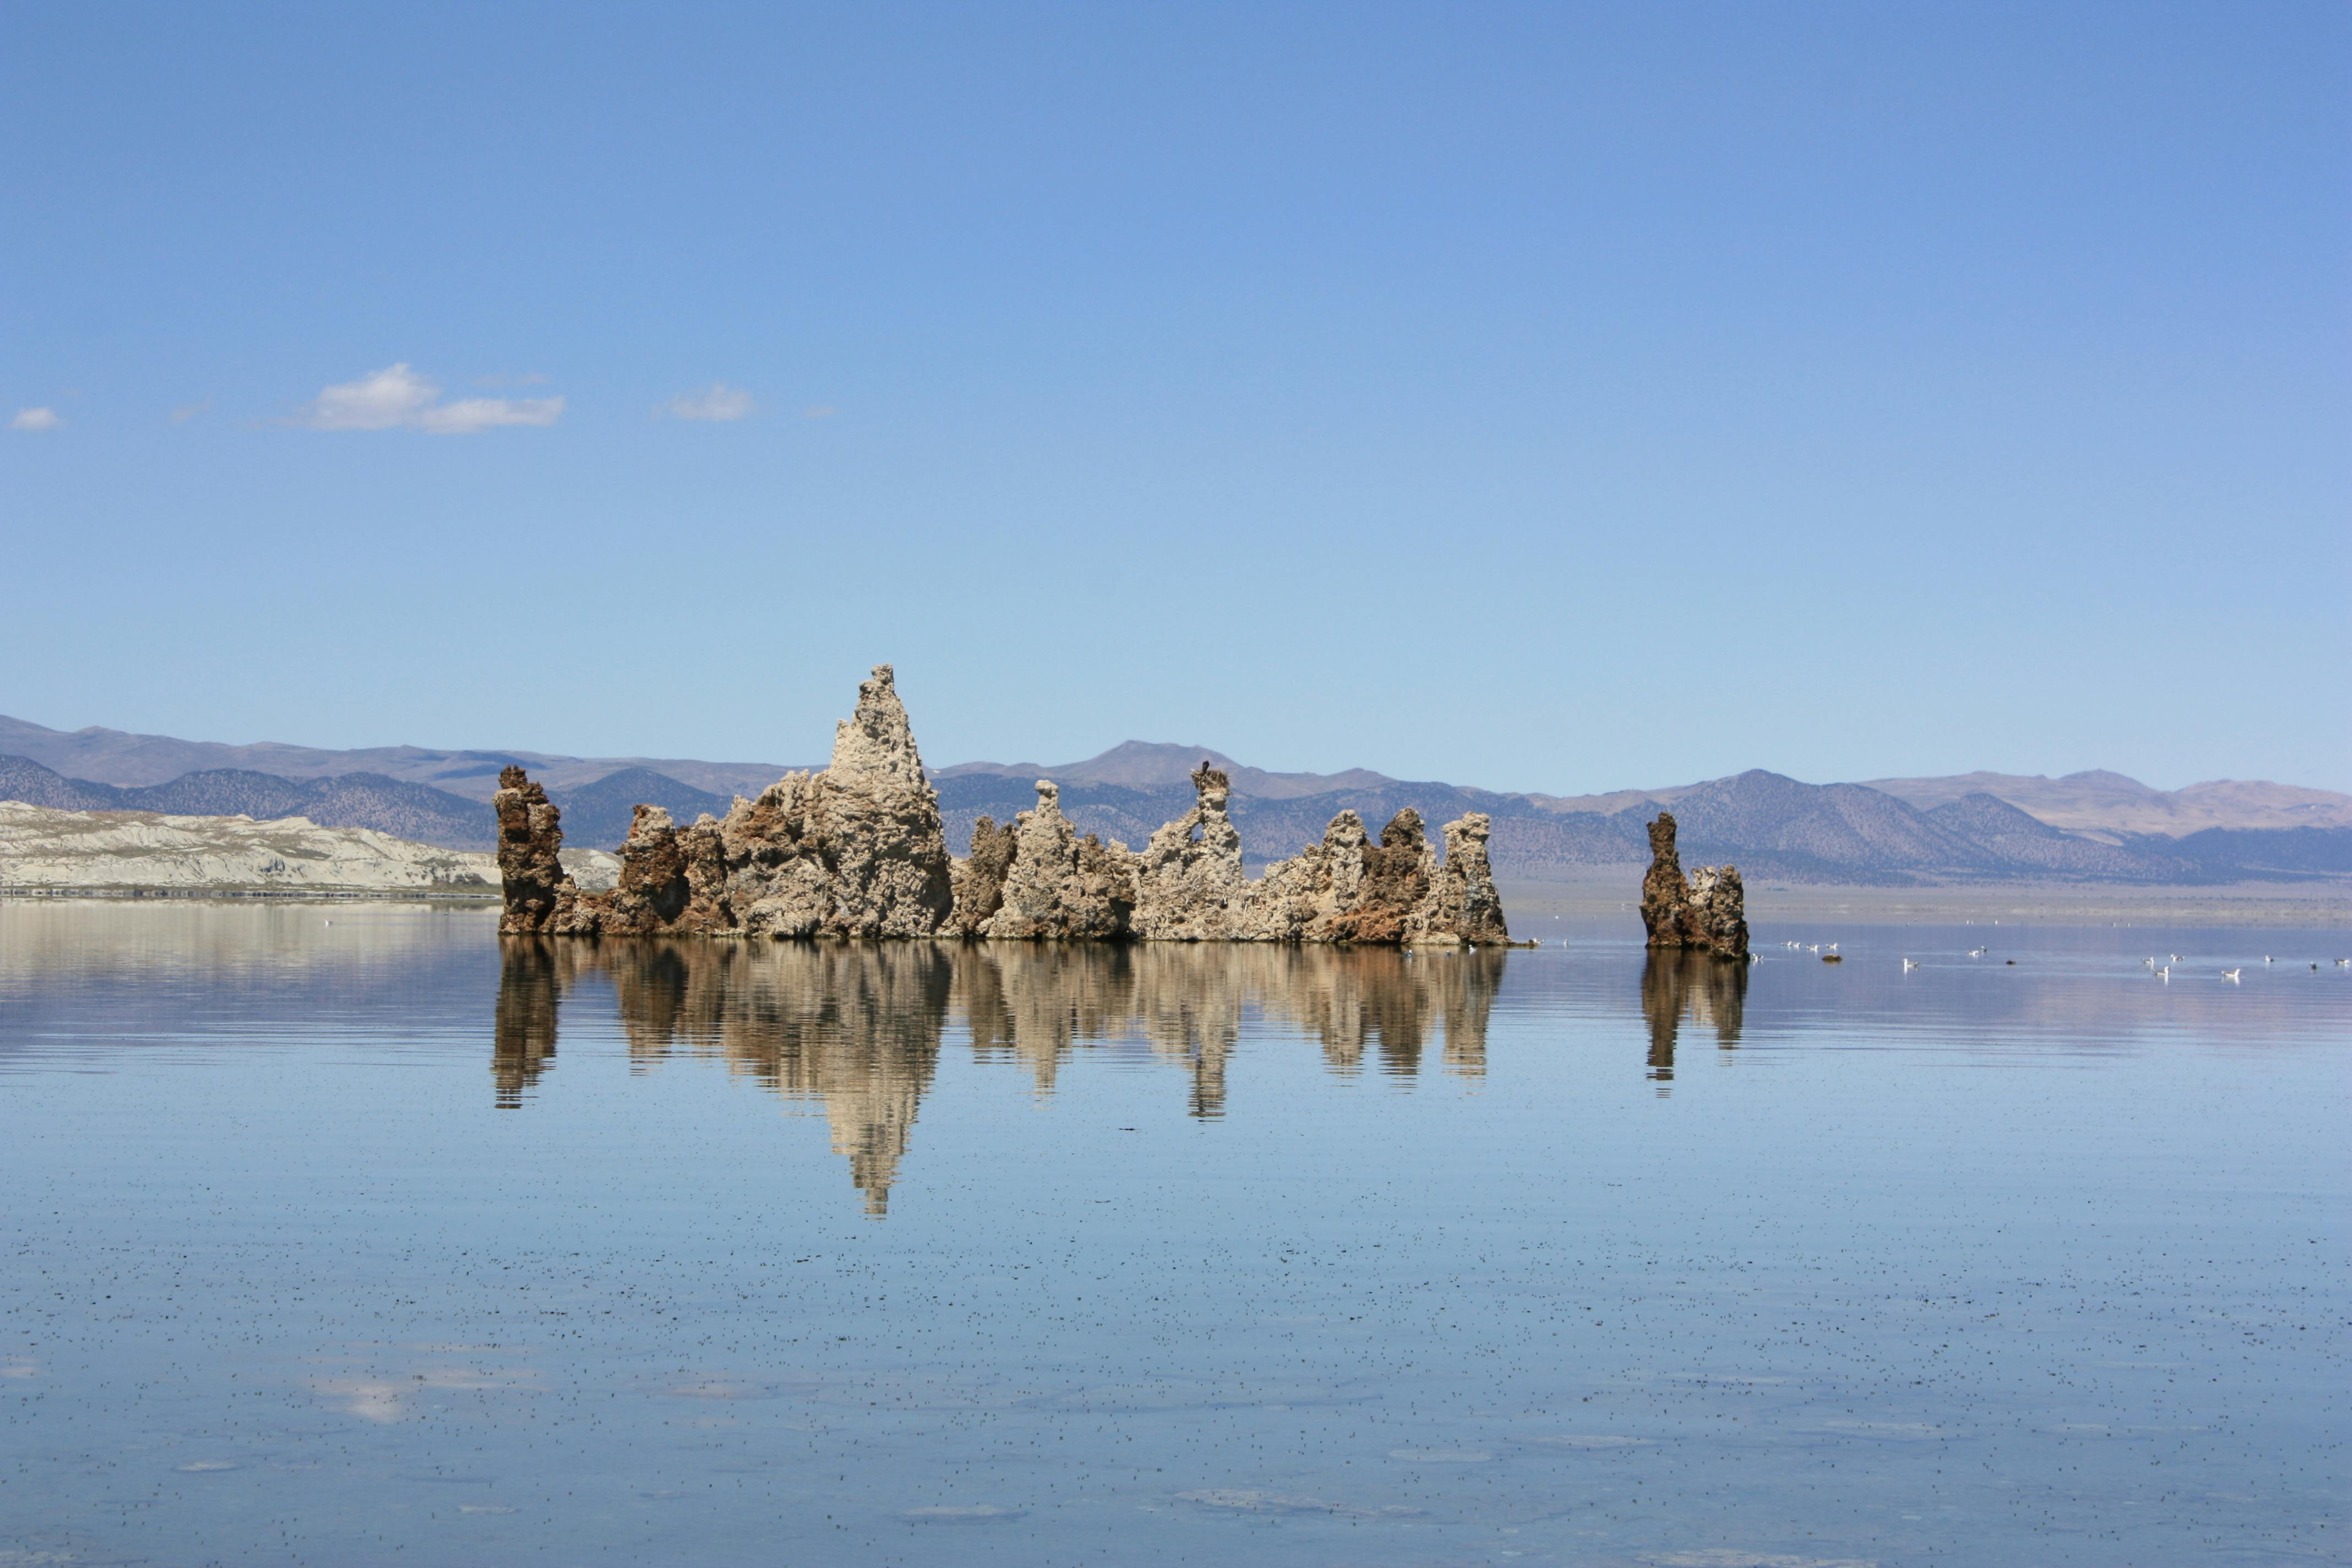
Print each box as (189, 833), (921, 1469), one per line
(10, 407), (61, 432)
(664, 382), (755, 421)
(417, 396), (565, 434)
(293, 363), (563, 434)
(801, 404), (837, 419)
(170, 395), (211, 424)
(297, 363), (439, 429)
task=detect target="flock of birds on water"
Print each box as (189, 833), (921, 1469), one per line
(1765, 939), (2352, 983)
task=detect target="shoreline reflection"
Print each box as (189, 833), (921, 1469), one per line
(494, 939), (1505, 1213)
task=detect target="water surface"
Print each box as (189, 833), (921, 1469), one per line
(2, 901), (2344, 1566)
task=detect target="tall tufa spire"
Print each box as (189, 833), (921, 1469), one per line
(826, 663), (930, 793)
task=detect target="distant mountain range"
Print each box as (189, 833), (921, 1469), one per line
(2, 715), (2347, 886)
(0, 712), (791, 801)
(0, 755), (732, 857)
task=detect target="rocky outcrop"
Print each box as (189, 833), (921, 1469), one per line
(1319, 809), (1435, 944)
(494, 766), (570, 932)
(1240, 805), (1509, 945)
(949, 815), (1018, 934)
(1240, 809), (1369, 940)
(504, 666), (961, 940)
(1638, 812), (1747, 958)
(494, 669), (1513, 946)
(552, 803), (690, 935)
(1425, 812), (1509, 945)
(1131, 763), (1248, 940)
(981, 781), (1139, 940)
(807, 666), (957, 936)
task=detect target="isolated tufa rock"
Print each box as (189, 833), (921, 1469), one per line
(1130, 763), (1249, 940)
(494, 765), (573, 934)
(1638, 812), (1747, 959)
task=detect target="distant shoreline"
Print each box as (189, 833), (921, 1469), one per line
(1502, 874), (2352, 928)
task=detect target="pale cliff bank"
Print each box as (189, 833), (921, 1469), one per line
(0, 801), (617, 895)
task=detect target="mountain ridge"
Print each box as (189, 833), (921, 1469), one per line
(8, 711), (2343, 836)
(2, 715), (2346, 886)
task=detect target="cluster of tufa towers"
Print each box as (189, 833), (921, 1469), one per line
(494, 666), (1515, 946)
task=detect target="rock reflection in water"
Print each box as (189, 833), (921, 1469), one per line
(493, 939), (1503, 1212)
(1640, 950), (1746, 1084)
(492, 940), (562, 1108)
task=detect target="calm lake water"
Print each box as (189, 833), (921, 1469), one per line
(2, 900), (2345, 1567)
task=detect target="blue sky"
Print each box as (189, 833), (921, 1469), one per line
(3, 2), (2344, 792)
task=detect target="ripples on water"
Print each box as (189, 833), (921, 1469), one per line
(0, 900), (2344, 1566)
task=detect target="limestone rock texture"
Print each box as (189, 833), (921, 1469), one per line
(1239, 809), (1368, 940)
(494, 766), (569, 932)
(495, 669), (1513, 946)
(980, 781), (1137, 940)
(1637, 812), (1749, 959)
(949, 815), (1018, 935)
(1426, 812), (1510, 946)
(1131, 764), (1248, 940)
(553, 804), (689, 936)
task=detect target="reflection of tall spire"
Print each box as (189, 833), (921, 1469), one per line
(491, 939), (1511, 1208)
(1639, 951), (1747, 1087)
(595, 942), (950, 1216)
(492, 939), (560, 1107)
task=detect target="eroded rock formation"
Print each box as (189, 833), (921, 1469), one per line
(1131, 763), (1248, 940)
(949, 815), (1019, 934)
(981, 781), (1137, 940)
(496, 668), (1513, 946)
(1638, 812), (1748, 959)
(1243, 809), (1369, 940)
(494, 766), (570, 933)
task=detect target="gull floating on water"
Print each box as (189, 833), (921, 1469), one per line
(2158, 966), (2171, 981)
(1969, 946), (1988, 958)
(1902, 958), (1920, 971)
(2222, 968), (2242, 982)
